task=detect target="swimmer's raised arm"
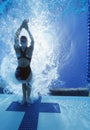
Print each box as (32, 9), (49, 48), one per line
(22, 19), (34, 48)
(14, 24), (22, 49)
(27, 28), (34, 48)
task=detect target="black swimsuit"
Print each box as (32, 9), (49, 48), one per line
(15, 47), (31, 80)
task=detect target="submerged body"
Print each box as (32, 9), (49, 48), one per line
(14, 19), (34, 104)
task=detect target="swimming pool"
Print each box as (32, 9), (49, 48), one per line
(0, 0), (89, 95)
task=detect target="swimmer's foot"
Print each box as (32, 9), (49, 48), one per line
(26, 97), (31, 105)
(20, 98), (27, 105)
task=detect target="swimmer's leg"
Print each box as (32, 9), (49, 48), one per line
(26, 83), (31, 104)
(21, 83), (27, 104)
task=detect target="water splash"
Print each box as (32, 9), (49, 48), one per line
(0, 0), (88, 96)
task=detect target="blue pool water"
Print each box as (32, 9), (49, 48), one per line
(0, 1), (90, 130)
(0, 0), (89, 96)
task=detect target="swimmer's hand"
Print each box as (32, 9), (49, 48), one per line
(21, 19), (29, 30)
